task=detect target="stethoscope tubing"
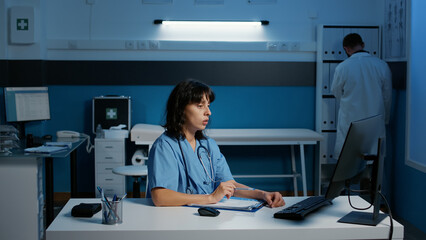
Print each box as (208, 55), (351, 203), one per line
(196, 145), (215, 184)
(177, 138), (215, 194)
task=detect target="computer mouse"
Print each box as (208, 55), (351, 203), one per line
(198, 207), (220, 217)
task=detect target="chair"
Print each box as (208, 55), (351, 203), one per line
(112, 165), (148, 198)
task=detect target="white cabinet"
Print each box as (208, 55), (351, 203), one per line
(321, 98), (336, 131)
(0, 157), (44, 240)
(316, 25), (381, 193)
(321, 26), (380, 62)
(95, 138), (125, 198)
(319, 132), (337, 164)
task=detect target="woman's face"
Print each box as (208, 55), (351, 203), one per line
(183, 94), (211, 136)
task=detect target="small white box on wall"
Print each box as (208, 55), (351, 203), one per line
(9, 6), (35, 44)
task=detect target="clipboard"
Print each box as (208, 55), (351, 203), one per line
(188, 197), (266, 212)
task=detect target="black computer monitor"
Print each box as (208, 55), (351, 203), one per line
(4, 87), (51, 139)
(324, 114), (387, 226)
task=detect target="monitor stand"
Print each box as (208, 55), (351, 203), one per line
(339, 138), (387, 226)
(13, 122), (26, 141)
(338, 211), (387, 226)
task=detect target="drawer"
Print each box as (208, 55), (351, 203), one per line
(96, 144), (124, 155)
(95, 139), (125, 163)
(96, 172), (125, 185)
(95, 139), (124, 151)
(96, 163), (123, 174)
(95, 151), (123, 163)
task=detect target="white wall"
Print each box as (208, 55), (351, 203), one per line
(1, 0), (385, 61)
(0, 0), (42, 59)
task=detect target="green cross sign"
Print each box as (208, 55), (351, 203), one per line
(17, 18), (29, 31)
(106, 108), (118, 120)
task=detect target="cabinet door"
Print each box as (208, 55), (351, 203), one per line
(329, 63), (339, 91)
(319, 132), (337, 164)
(319, 133), (329, 164)
(359, 28), (380, 57)
(323, 28), (344, 61)
(322, 63), (330, 94)
(322, 98), (336, 130)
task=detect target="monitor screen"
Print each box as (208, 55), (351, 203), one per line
(325, 114), (385, 200)
(4, 87), (51, 122)
(324, 114), (387, 226)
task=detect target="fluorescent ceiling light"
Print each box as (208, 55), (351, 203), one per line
(153, 20), (269, 26)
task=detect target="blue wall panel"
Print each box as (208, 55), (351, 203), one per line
(392, 91), (426, 233)
(23, 85), (316, 193)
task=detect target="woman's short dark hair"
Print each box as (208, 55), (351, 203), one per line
(343, 33), (364, 48)
(164, 79), (215, 140)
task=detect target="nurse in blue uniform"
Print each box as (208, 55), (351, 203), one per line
(147, 80), (285, 208)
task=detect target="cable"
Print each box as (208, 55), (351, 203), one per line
(378, 191), (393, 240)
(80, 133), (94, 153)
(347, 187), (393, 240)
(347, 187), (373, 210)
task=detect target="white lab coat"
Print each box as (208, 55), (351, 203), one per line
(331, 52), (392, 158)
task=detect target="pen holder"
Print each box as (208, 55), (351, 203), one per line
(101, 199), (123, 225)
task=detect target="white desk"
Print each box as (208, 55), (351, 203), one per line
(0, 138), (87, 240)
(130, 124), (323, 196)
(46, 196), (403, 240)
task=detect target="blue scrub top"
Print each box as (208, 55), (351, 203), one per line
(147, 132), (234, 198)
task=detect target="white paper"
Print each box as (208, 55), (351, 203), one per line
(189, 197), (263, 210)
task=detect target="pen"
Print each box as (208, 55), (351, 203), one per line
(97, 186), (118, 220)
(235, 188), (255, 191)
(120, 193), (127, 201)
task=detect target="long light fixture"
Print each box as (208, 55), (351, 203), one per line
(153, 19), (269, 26)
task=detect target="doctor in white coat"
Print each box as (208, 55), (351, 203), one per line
(331, 33), (392, 158)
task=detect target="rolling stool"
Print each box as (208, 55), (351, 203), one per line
(112, 165), (148, 198)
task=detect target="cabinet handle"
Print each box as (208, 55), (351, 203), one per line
(105, 146), (113, 149)
(105, 168), (113, 170)
(105, 178), (114, 181)
(105, 157), (113, 160)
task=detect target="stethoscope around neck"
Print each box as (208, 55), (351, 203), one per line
(177, 138), (218, 194)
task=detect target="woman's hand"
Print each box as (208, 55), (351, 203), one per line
(209, 181), (236, 203)
(262, 191), (285, 208)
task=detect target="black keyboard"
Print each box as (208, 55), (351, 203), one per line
(274, 196), (332, 220)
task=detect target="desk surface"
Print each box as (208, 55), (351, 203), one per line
(47, 196), (403, 240)
(130, 123), (323, 145)
(0, 137), (87, 159)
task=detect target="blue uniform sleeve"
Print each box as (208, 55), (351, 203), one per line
(148, 137), (181, 193)
(206, 138), (234, 187)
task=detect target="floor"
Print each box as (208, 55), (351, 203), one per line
(49, 200), (426, 240)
